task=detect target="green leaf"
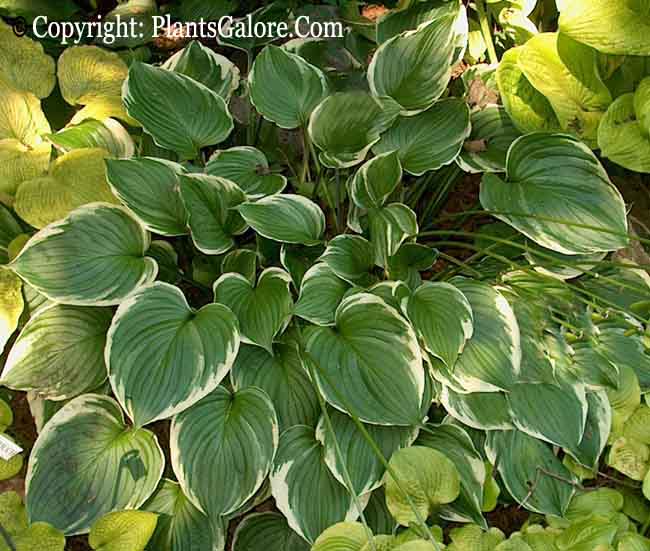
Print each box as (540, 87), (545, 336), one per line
(480, 133), (629, 255)
(373, 98), (471, 176)
(0, 267), (23, 354)
(233, 512), (309, 551)
(237, 194), (325, 246)
(230, 343), (320, 431)
(106, 157), (188, 236)
(369, 203), (418, 268)
(123, 62), (233, 160)
(348, 151), (402, 209)
(388, 243), (438, 290)
(385, 445), (461, 526)
(107, 282), (239, 426)
(447, 525), (505, 551)
(270, 425), (357, 543)
(0, 434), (23, 481)
(1, 304), (112, 400)
(206, 146), (287, 198)
(180, 174), (247, 255)
(439, 384), (513, 430)
(294, 263), (351, 326)
(304, 293), (425, 425)
(162, 40), (240, 100)
(214, 268), (292, 353)
(171, 386), (278, 516)
(11, 204), (157, 306)
(554, 516), (617, 550)
(26, 394), (164, 535)
(250, 45), (328, 129)
(0, 204), (22, 263)
(376, 0), (461, 43)
(89, 511), (158, 551)
(311, 522), (368, 551)
(47, 118), (134, 159)
(0, 397), (12, 432)
(319, 235), (375, 286)
(571, 390), (611, 469)
(309, 91), (400, 168)
(369, 16), (456, 115)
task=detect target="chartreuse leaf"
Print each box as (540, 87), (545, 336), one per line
(1, 304), (112, 400)
(237, 194), (325, 246)
(319, 235), (375, 286)
(89, 511), (158, 551)
(305, 293), (424, 425)
(143, 479), (225, 551)
(270, 425), (358, 543)
(206, 146), (287, 198)
(608, 436), (649, 481)
(619, 533), (650, 551)
(406, 282), (474, 368)
(295, 263), (351, 326)
(123, 62), (233, 160)
(15, 148), (119, 228)
(214, 268), (292, 353)
(0, 204), (21, 262)
(0, 433), (22, 480)
(47, 118), (134, 159)
(250, 45), (328, 129)
(348, 151), (402, 209)
(317, 407), (419, 496)
(0, 397), (12, 432)
(162, 40), (240, 100)
(106, 157), (188, 236)
(480, 133), (629, 255)
(311, 522), (368, 551)
(447, 525), (505, 551)
(26, 394), (164, 535)
(485, 429), (575, 516)
(309, 91), (400, 168)
(369, 16), (456, 115)
(554, 516), (617, 550)
(107, 282), (239, 426)
(373, 99), (471, 176)
(11, 204), (157, 306)
(558, 0), (650, 56)
(233, 512), (309, 551)
(0, 266), (22, 354)
(231, 343), (320, 431)
(171, 386), (278, 516)
(385, 446), (461, 526)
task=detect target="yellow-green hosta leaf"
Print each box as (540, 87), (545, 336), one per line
(558, 0), (650, 56)
(608, 436), (649, 480)
(171, 386), (278, 516)
(0, 204), (22, 262)
(480, 133), (629, 255)
(447, 525), (505, 551)
(554, 516), (617, 551)
(0, 139), (50, 201)
(233, 512), (309, 551)
(311, 522), (370, 551)
(294, 263), (351, 326)
(385, 446), (461, 526)
(565, 488), (623, 524)
(70, 97), (134, 126)
(89, 511), (157, 551)
(0, 398), (12, 432)
(15, 148), (119, 228)
(0, 434), (23, 480)
(619, 533), (650, 551)
(47, 118), (134, 159)
(2, 522), (66, 551)
(11, 204), (157, 306)
(249, 45), (328, 129)
(0, 266), (22, 354)
(25, 394), (164, 535)
(123, 62), (233, 160)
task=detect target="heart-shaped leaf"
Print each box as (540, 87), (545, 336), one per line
(89, 511), (158, 551)
(319, 235), (375, 286)
(295, 263), (351, 326)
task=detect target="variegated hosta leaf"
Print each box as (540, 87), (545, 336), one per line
(89, 511), (158, 551)
(365, 488), (397, 536)
(348, 151), (402, 210)
(11, 204), (157, 306)
(15, 148), (119, 228)
(485, 429), (575, 516)
(270, 425), (359, 543)
(369, 16), (456, 115)
(47, 118), (135, 159)
(480, 133), (629, 255)
(107, 282), (240, 426)
(294, 263), (351, 326)
(319, 235), (375, 286)
(405, 281), (474, 368)
(171, 386), (278, 516)
(123, 62), (233, 160)
(388, 243), (438, 291)
(317, 407), (419, 496)
(106, 157), (188, 236)
(376, 0), (461, 43)
(214, 268), (292, 353)
(308, 91), (400, 168)
(230, 343), (320, 431)
(233, 512), (309, 551)
(439, 384), (514, 430)
(0, 266), (22, 354)
(304, 293), (424, 425)
(369, 203), (418, 268)
(237, 194), (325, 246)
(385, 446), (461, 526)
(162, 40), (240, 100)
(281, 243), (326, 288)
(249, 45), (328, 129)
(1, 304), (112, 400)
(571, 390), (611, 469)
(26, 394), (164, 535)
(143, 479), (225, 551)
(311, 522), (368, 551)
(206, 146), (287, 198)
(373, 99), (471, 176)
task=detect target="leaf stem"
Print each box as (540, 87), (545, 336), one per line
(475, 0), (498, 64)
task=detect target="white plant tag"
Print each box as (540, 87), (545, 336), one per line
(0, 433), (22, 461)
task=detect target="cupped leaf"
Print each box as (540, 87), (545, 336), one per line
(47, 118), (135, 159)
(171, 386), (278, 516)
(373, 98), (471, 176)
(480, 133), (629, 255)
(294, 263), (351, 326)
(123, 62), (233, 160)
(237, 194), (325, 246)
(233, 512), (309, 551)
(0, 267), (22, 354)
(319, 235), (375, 286)
(89, 511), (158, 551)
(26, 394), (164, 535)
(311, 522), (368, 551)
(11, 203), (157, 306)
(1, 304), (112, 400)
(348, 151), (402, 210)
(107, 282), (239, 426)
(304, 293), (424, 425)
(250, 45), (328, 129)
(369, 203), (418, 268)
(106, 157), (188, 236)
